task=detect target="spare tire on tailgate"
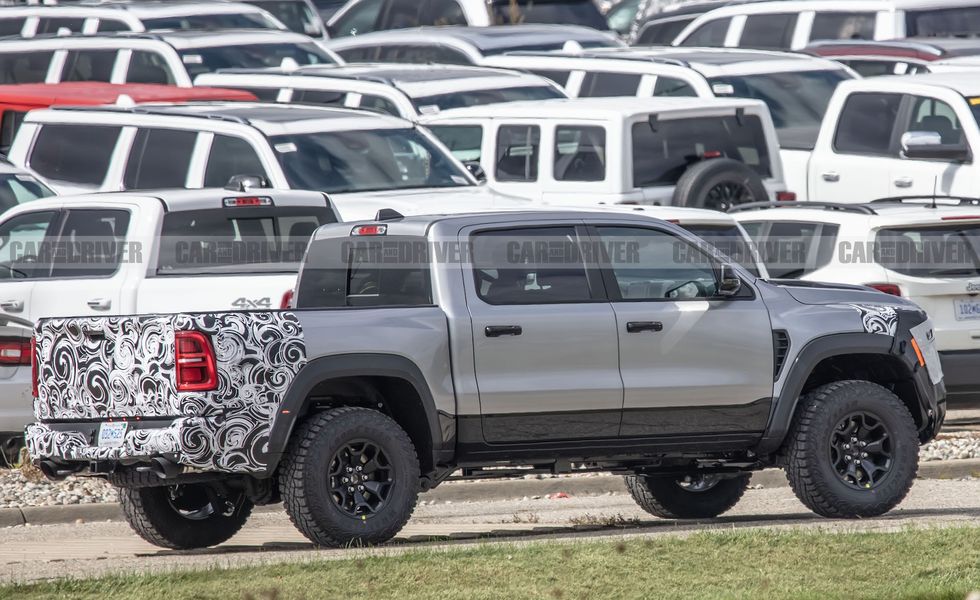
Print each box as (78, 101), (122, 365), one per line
(672, 158), (769, 211)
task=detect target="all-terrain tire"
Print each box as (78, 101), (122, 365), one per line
(672, 158), (769, 211)
(118, 483), (253, 549)
(783, 380), (919, 518)
(279, 406), (420, 547)
(625, 473), (751, 519)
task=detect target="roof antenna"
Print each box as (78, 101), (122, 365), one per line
(930, 174), (938, 209)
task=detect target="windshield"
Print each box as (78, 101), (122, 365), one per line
(491, 0), (608, 29)
(271, 128), (473, 194)
(0, 173), (55, 213)
(142, 13), (281, 31)
(413, 85), (564, 112)
(247, 1), (324, 36)
(178, 43), (333, 77)
(876, 224), (980, 279)
(708, 69), (851, 150)
(680, 223), (760, 277)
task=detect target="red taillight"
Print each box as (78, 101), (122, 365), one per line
(941, 215), (980, 221)
(175, 331), (217, 392)
(222, 196), (273, 207)
(776, 191), (797, 201)
(351, 224), (387, 236)
(281, 289), (294, 309)
(30, 337), (38, 398)
(0, 338), (32, 366)
(702, 150), (722, 159)
(867, 283), (902, 296)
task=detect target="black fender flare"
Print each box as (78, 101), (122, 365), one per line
(261, 353), (447, 474)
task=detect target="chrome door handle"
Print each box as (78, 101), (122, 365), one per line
(87, 298), (111, 311)
(894, 177), (913, 188)
(821, 171), (840, 182)
(0, 300), (23, 313)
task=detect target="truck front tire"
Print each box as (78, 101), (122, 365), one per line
(279, 406), (420, 547)
(783, 380), (919, 518)
(118, 483), (252, 549)
(625, 472), (750, 519)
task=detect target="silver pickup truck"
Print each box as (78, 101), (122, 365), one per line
(26, 210), (946, 550)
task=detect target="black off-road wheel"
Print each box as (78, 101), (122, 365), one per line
(783, 380), (919, 518)
(625, 472), (751, 519)
(118, 483), (252, 549)
(672, 158), (769, 211)
(279, 406), (420, 547)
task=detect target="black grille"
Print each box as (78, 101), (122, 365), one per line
(773, 331), (790, 380)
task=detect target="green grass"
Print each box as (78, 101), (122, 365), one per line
(5, 527), (980, 600)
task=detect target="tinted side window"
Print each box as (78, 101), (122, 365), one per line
(50, 209), (131, 278)
(810, 12), (875, 41)
(906, 7), (980, 37)
(0, 211), (60, 280)
(291, 89), (348, 106)
(428, 125), (483, 162)
(0, 18), (26, 36)
(62, 49), (117, 82)
(336, 47), (378, 62)
(554, 126), (605, 182)
(35, 17), (85, 34)
(739, 14), (797, 50)
(359, 94), (401, 116)
(495, 125), (539, 182)
(637, 18), (693, 44)
(30, 124), (121, 185)
(379, 0), (422, 29)
(204, 135), (267, 188)
(377, 44), (469, 65)
(530, 69), (571, 88)
(126, 51), (175, 85)
(235, 86), (281, 101)
(833, 93), (902, 156)
(744, 221), (839, 279)
(902, 96), (964, 146)
(421, 0), (466, 26)
(0, 51), (53, 84)
(578, 72), (641, 97)
(96, 18), (131, 32)
(679, 17), (730, 46)
(653, 76), (696, 97)
(472, 227), (593, 305)
(329, 0), (383, 36)
(124, 128), (197, 190)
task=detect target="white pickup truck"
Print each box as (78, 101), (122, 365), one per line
(787, 72), (980, 203)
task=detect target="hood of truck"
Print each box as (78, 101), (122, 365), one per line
(328, 185), (533, 222)
(770, 279), (917, 309)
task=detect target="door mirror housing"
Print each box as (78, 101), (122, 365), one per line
(901, 131), (971, 162)
(463, 161), (487, 183)
(717, 264), (742, 297)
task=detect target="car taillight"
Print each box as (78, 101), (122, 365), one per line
(0, 338), (32, 366)
(175, 331), (217, 392)
(30, 337), (38, 398)
(776, 191), (797, 201)
(867, 283), (902, 296)
(281, 289), (294, 309)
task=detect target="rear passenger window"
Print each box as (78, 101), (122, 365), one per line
(579, 72), (641, 97)
(833, 93), (902, 156)
(62, 49), (116, 82)
(637, 18), (694, 45)
(291, 89), (347, 106)
(554, 126), (605, 182)
(653, 76), (696, 97)
(359, 94), (400, 116)
(0, 51), (53, 84)
(530, 69), (571, 88)
(204, 135), (267, 188)
(0, 18), (26, 36)
(50, 209), (131, 278)
(30, 124), (121, 185)
(810, 12), (876, 41)
(472, 227), (594, 305)
(428, 125), (483, 163)
(35, 17), (85, 35)
(495, 125), (539, 182)
(679, 17), (730, 46)
(126, 51), (174, 85)
(0, 110), (26, 154)
(739, 14), (797, 50)
(96, 18), (130, 32)
(124, 128), (197, 190)
(336, 47), (378, 62)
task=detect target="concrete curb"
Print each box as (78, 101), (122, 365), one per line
(3, 458), (978, 527)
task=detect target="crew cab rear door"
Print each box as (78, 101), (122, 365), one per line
(589, 222), (774, 438)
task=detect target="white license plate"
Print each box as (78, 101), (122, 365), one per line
(97, 422), (128, 448)
(954, 298), (980, 321)
(910, 321), (944, 385)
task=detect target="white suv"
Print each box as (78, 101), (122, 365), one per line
(732, 198), (980, 404)
(194, 63), (566, 120)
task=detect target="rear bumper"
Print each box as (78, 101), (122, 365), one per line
(938, 350), (980, 405)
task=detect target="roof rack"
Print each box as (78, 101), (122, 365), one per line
(50, 103), (251, 125)
(870, 196), (980, 206)
(727, 201), (877, 215)
(499, 50), (690, 68)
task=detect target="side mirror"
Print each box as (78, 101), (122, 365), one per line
(463, 161), (487, 183)
(901, 131), (971, 162)
(717, 264), (742, 297)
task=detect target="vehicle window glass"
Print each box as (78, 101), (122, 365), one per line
(96, 18), (130, 32)
(142, 13), (280, 31)
(428, 125), (483, 163)
(377, 44), (470, 65)
(810, 12), (875, 41)
(0, 174), (53, 212)
(158, 207), (335, 276)
(653, 76), (696, 97)
(30, 124), (121, 185)
(35, 17), (85, 34)
(739, 14), (797, 50)
(841, 59), (929, 77)
(554, 126), (605, 182)
(607, 0), (641, 35)
(62, 49), (116, 82)
(421, 0), (467, 26)
(530, 69), (571, 87)
(296, 234), (432, 307)
(579, 72), (641, 97)
(743, 221), (839, 279)
(126, 50), (175, 85)
(329, 0), (383, 37)
(291, 88), (347, 106)
(597, 226), (717, 300)
(637, 18), (694, 45)
(0, 51), (53, 84)
(0, 18), (26, 36)
(50, 210), (130, 278)
(833, 92), (902, 156)
(472, 227), (594, 305)
(124, 128), (197, 190)
(0, 211), (59, 280)
(236, 86), (282, 101)
(907, 7), (980, 37)
(679, 17), (730, 46)
(0, 109), (26, 154)
(204, 135), (267, 188)
(876, 224), (980, 278)
(680, 223), (760, 277)
(244, 1), (324, 36)
(413, 85), (563, 112)
(336, 47), (378, 62)
(631, 115), (771, 187)
(490, 0), (608, 29)
(359, 94), (401, 116)
(178, 43), (332, 78)
(496, 125), (539, 182)
(379, 0), (422, 29)
(901, 96), (964, 146)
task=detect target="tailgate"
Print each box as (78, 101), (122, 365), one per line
(34, 311), (306, 421)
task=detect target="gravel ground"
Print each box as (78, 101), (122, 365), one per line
(3, 430), (978, 509)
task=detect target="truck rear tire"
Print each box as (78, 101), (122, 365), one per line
(783, 380), (919, 518)
(279, 406), (420, 547)
(625, 472), (750, 519)
(672, 158), (769, 211)
(118, 483), (252, 549)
